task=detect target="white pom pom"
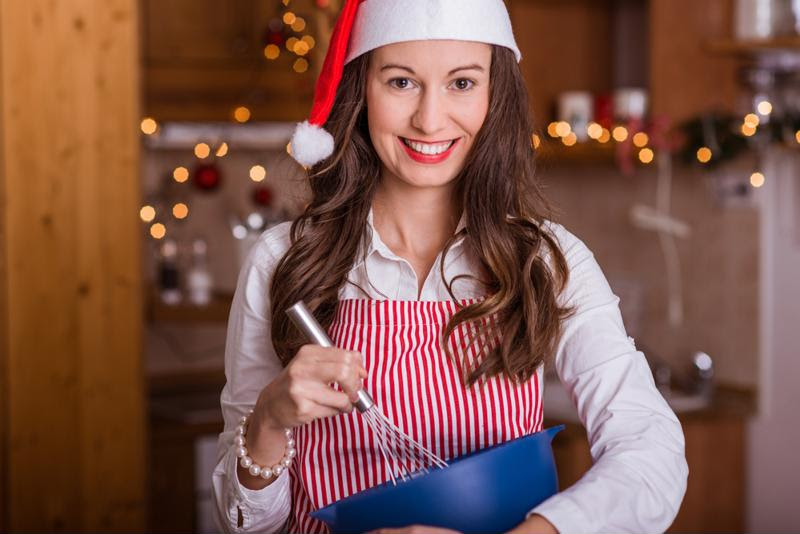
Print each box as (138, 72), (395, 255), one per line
(290, 120), (335, 167)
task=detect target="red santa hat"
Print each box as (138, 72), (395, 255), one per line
(289, 0), (521, 168)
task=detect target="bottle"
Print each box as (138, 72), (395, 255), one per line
(158, 238), (182, 305)
(187, 238), (213, 306)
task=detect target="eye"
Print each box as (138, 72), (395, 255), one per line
(388, 77), (414, 90)
(452, 78), (476, 91)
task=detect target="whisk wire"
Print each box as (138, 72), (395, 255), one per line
(287, 300), (450, 486)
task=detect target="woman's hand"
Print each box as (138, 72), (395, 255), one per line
(505, 513), (559, 534)
(367, 526), (462, 534)
(237, 345), (367, 489)
(365, 514), (558, 534)
(255, 344), (368, 431)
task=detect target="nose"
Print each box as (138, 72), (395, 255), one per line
(411, 87), (448, 135)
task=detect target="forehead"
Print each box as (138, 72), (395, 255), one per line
(369, 40), (492, 72)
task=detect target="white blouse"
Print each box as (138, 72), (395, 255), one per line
(212, 207), (688, 533)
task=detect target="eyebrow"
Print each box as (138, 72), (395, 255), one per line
(379, 63), (485, 76)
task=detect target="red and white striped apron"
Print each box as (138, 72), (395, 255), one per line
(287, 298), (544, 533)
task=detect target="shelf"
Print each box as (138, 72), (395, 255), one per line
(708, 36), (800, 55)
(536, 139), (617, 165)
(146, 289), (233, 323)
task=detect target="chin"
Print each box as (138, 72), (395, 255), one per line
(399, 169), (459, 189)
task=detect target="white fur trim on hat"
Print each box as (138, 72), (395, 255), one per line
(344, 0), (522, 64)
(290, 120), (335, 167)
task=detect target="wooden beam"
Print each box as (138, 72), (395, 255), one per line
(0, 0), (146, 530)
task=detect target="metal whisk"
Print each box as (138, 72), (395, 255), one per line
(287, 300), (449, 485)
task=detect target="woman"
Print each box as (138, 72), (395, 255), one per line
(212, 1), (688, 533)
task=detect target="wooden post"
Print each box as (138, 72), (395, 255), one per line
(0, 0), (146, 530)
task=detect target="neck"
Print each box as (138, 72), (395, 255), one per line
(371, 173), (462, 258)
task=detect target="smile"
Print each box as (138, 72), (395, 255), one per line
(398, 136), (460, 163)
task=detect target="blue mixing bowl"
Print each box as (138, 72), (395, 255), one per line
(310, 425), (564, 534)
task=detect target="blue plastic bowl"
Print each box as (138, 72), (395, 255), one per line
(310, 425), (564, 534)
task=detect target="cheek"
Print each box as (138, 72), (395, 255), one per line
(464, 92), (490, 135)
(368, 100), (404, 140)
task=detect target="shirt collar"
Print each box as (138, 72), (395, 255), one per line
(354, 206), (467, 269)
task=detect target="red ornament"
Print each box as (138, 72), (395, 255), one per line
(252, 185), (274, 207)
(192, 163), (222, 192)
(593, 93), (614, 130)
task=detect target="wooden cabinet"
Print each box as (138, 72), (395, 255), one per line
(508, 0), (741, 127)
(141, 0), (339, 121)
(547, 413), (747, 532)
(148, 371), (226, 532)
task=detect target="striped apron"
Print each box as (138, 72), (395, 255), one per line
(287, 298), (544, 533)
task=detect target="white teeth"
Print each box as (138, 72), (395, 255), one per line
(402, 138), (454, 155)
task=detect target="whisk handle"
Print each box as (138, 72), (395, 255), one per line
(286, 301), (335, 347)
(286, 300), (374, 413)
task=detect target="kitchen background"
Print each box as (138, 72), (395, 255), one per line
(1, 0), (799, 532)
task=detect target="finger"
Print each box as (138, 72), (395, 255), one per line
(304, 382), (354, 413)
(308, 348), (367, 374)
(304, 360), (365, 400)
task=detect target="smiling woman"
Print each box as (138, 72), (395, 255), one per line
(212, 1), (688, 533)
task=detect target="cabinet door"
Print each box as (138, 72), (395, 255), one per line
(546, 417), (745, 532)
(142, 0), (323, 121)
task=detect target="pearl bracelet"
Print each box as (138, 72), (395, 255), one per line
(234, 408), (296, 480)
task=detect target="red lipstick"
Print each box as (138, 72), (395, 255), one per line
(398, 136), (459, 164)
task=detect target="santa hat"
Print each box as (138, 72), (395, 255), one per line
(289, 0), (521, 168)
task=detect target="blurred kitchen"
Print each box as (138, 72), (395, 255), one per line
(1, 0), (799, 532)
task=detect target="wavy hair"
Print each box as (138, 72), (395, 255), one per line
(269, 45), (575, 386)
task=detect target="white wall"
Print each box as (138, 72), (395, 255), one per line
(748, 148), (800, 533)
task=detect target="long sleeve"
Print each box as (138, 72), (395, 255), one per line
(528, 224), (689, 533)
(212, 223), (294, 533)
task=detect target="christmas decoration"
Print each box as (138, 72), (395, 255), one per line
(193, 162), (222, 192)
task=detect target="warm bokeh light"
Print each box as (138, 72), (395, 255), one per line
(697, 147), (712, 163)
(531, 133), (541, 149)
(286, 37), (299, 52)
(150, 223), (166, 239)
(293, 58), (309, 73)
(172, 203), (189, 219)
(587, 122), (603, 140)
(291, 17), (306, 32)
(741, 123), (757, 137)
(301, 35), (316, 49)
(633, 132), (649, 147)
(250, 165), (267, 182)
(562, 132), (577, 146)
(547, 122), (559, 138)
(744, 113), (760, 127)
(264, 44), (280, 59)
(173, 166), (189, 183)
(194, 143), (211, 159)
(750, 172), (765, 188)
(234, 106), (251, 123)
(139, 205), (156, 223)
(612, 126), (628, 142)
(555, 121), (571, 138)
(216, 142), (229, 157)
(757, 101), (773, 115)
(598, 128), (611, 144)
(286, 142), (293, 155)
(294, 40), (310, 55)
(795, 130), (800, 144)
(140, 117), (158, 135)
(639, 147), (654, 164)
(283, 12), (296, 25)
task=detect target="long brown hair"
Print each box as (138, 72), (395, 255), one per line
(270, 45), (575, 386)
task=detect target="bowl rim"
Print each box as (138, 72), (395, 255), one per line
(310, 424), (565, 517)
